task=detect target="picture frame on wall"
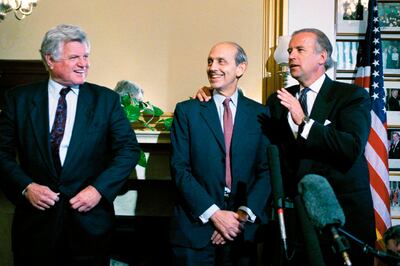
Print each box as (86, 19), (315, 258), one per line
(388, 128), (400, 170)
(335, 40), (359, 71)
(336, 0), (369, 35)
(386, 80), (400, 128)
(389, 174), (400, 219)
(383, 39), (400, 75)
(386, 88), (400, 112)
(378, 1), (400, 32)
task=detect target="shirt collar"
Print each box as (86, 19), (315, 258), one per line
(212, 88), (239, 107)
(300, 74), (326, 94)
(48, 79), (80, 95)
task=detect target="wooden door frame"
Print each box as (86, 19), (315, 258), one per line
(263, 0), (288, 103)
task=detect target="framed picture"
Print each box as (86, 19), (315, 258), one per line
(386, 88), (400, 112)
(388, 128), (400, 170)
(386, 80), (400, 126)
(383, 39), (400, 75)
(378, 1), (400, 32)
(335, 40), (359, 71)
(336, 0), (369, 35)
(334, 77), (354, 83)
(390, 174), (400, 218)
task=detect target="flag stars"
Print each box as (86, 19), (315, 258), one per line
(372, 70), (380, 77)
(373, 48), (380, 55)
(373, 38), (379, 45)
(372, 60), (379, 66)
(372, 82), (379, 89)
(372, 92), (379, 100)
(373, 27), (380, 33)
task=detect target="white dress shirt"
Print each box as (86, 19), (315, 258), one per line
(48, 79), (79, 166)
(288, 74), (326, 139)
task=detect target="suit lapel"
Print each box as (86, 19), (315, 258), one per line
(200, 99), (226, 152)
(230, 95), (251, 187)
(310, 76), (335, 123)
(231, 94), (251, 149)
(62, 83), (94, 171)
(29, 83), (57, 176)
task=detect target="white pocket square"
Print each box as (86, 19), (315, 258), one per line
(324, 119), (331, 126)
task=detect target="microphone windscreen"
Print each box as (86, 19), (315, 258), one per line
(298, 174), (345, 230)
(267, 145), (284, 208)
(294, 196), (326, 266)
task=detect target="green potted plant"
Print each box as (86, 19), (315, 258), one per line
(115, 80), (173, 168)
(120, 95), (173, 131)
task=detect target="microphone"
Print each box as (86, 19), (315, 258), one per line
(337, 227), (400, 264)
(298, 174), (352, 266)
(363, 245), (400, 264)
(267, 145), (288, 254)
(294, 195), (325, 266)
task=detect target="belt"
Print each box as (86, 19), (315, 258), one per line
(224, 191), (230, 199)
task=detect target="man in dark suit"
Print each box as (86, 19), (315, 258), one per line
(389, 132), (400, 159)
(0, 24), (140, 266)
(388, 89), (400, 111)
(265, 28), (375, 265)
(170, 42), (271, 265)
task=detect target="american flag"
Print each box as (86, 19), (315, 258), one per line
(354, 0), (391, 249)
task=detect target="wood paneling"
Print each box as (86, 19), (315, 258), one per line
(0, 60), (48, 109)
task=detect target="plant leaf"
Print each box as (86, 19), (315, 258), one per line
(152, 106), (164, 116)
(142, 106), (155, 115)
(121, 95), (132, 107)
(137, 150), (147, 167)
(162, 117), (173, 130)
(124, 105), (141, 122)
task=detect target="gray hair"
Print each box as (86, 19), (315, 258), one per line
(40, 24), (90, 70)
(292, 28), (333, 70)
(114, 80), (144, 102)
(228, 42), (248, 66)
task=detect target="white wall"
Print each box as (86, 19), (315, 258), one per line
(286, 0), (336, 86)
(0, 0), (338, 108)
(0, 0), (264, 112)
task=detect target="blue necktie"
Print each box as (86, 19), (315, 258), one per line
(299, 87), (311, 116)
(50, 87), (70, 174)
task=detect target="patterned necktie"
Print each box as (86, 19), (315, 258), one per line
(223, 98), (233, 189)
(50, 87), (70, 173)
(299, 87), (311, 116)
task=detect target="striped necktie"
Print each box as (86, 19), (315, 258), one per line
(299, 87), (311, 116)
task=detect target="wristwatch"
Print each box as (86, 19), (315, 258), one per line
(299, 115), (310, 133)
(302, 115), (310, 125)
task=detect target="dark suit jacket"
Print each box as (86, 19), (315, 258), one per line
(170, 92), (271, 249)
(388, 96), (400, 111)
(389, 142), (400, 159)
(0, 80), (140, 254)
(265, 75), (376, 262)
